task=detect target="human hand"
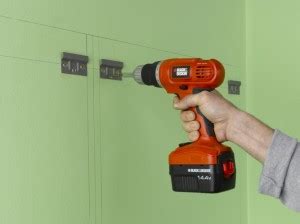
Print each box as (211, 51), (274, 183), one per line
(173, 90), (240, 142)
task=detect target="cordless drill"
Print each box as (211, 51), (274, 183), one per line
(132, 58), (235, 193)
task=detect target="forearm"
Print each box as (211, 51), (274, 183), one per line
(227, 110), (275, 163)
(225, 105), (300, 212)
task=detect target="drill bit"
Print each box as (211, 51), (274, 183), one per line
(122, 72), (134, 78)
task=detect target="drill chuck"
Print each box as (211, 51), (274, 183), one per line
(133, 65), (144, 85)
(133, 62), (162, 88)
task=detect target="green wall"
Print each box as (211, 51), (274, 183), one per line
(246, 0), (300, 223)
(0, 0), (247, 224)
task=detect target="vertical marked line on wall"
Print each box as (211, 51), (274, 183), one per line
(98, 37), (103, 224)
(86, 34), (88, 56)
(86, 33), (92, 224)
(88, 64), (91, 223)
(92, 36), (101, 224)
(91, 37), (97, 224)
(86, 34), (96, 224)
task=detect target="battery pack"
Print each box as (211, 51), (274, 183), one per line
(169, 151), (235, 193)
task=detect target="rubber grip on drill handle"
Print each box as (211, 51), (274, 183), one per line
(192, 88), (216, 137)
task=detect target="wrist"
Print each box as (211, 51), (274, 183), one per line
(225, 108), (275, 162)
(226, 108), (246, 142)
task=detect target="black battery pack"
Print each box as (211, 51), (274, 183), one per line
(169, 151), (236, 193)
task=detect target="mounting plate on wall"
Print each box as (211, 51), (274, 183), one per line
(228, 80), (241, 95)
(100, 59), (124, 80)
(61, 52), (89, 76)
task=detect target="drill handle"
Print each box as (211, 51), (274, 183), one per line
(191, 88), (216, 139)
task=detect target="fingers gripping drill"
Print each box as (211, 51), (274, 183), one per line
(132, 58), (235, 193)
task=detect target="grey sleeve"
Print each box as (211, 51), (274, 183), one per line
(259, 129), (300, 212)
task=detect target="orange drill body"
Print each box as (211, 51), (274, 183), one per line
(133, 58), (236, 193)
(158, 58), (231, 164)
(159, 58), (225, 94)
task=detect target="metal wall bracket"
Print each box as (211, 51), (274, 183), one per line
(100, 59), (124, 80)
(228, 80), (241, 95)
(61, 52), (88, 76)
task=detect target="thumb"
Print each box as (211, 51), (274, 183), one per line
(173, 94), (202, 110)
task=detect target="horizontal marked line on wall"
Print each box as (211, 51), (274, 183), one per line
(0, 15), (190, 57)
(0, 53), (58, 65)
(0, 14), (239, 69)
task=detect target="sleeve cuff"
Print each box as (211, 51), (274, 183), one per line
(259, 129), (297, 198)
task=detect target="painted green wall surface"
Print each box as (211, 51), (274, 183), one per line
(0, 17), (90, 224)
(10, 0), (300, 223)
(246, 1), (300, 223)
(0, 0), (244, 64)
